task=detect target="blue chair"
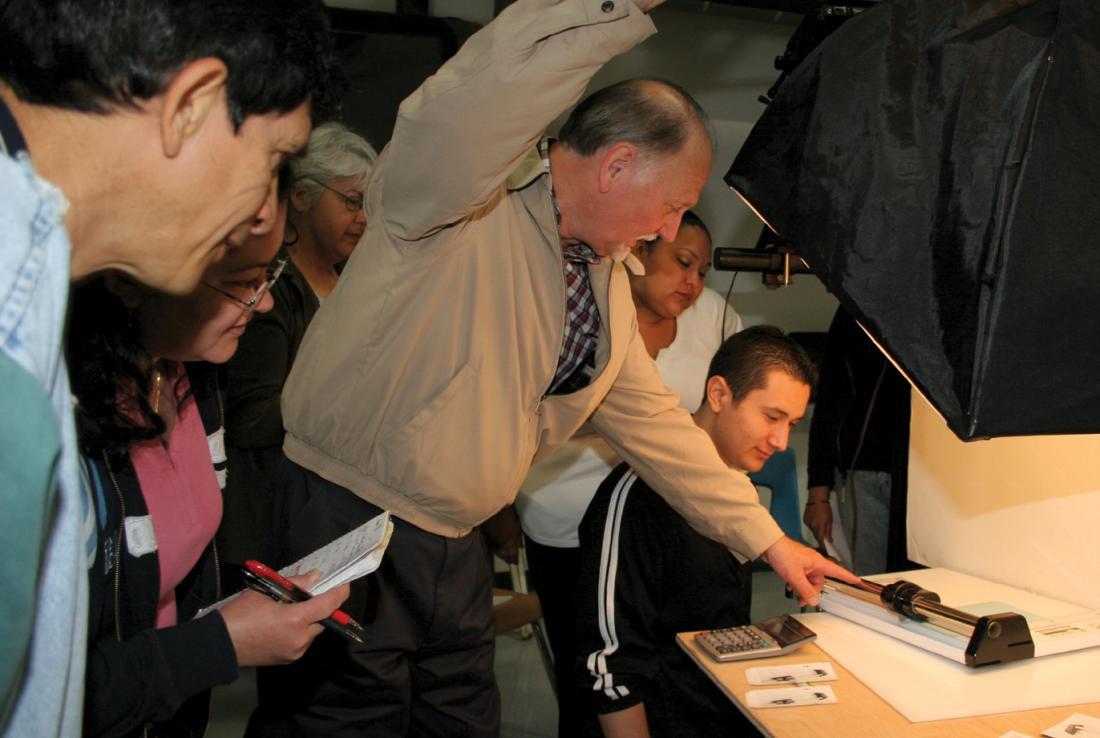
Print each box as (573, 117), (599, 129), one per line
(748, 447), (804, 544)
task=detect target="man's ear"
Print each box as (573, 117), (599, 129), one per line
(103, 272), (146, 310)
(289, 183), (310, 215)
(158, 57), (230, 159)
(705, 374), (732, 414)
(596, 142), (637, 194)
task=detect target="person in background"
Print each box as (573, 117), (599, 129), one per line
(0, 1), (335, 733)
(804, 305), (912, 575)
(497, 210), (741, 736)
(69, 195), (350, 737)
(576, 326), (815, 738)
(284, 123), (378, 299)
(220, 122), (378, 576)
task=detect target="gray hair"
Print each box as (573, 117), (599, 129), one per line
(557, 78), (714, 160)
(288, 122), (378, 209)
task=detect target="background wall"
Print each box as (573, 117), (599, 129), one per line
(908, 393), (1100, 609)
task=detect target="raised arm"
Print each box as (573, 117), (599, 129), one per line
(381, 0), (656, 240)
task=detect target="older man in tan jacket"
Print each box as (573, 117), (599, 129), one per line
(252, 0), (856, 735)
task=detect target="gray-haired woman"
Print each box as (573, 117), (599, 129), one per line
(218, 122), (378, 573)
(285, 121), (378, 299)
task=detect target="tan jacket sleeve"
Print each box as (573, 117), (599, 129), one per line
(590, 325), (786, 560)
(381, 0), (656, 240)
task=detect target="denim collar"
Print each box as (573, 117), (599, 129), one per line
(0, 95), (28, 156)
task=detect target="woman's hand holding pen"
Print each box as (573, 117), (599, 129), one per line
(221, 570), (351, 667)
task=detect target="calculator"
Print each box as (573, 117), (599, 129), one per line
(694, 614), (817, 662)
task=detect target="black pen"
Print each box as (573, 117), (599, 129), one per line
(241, 559), (364, 644)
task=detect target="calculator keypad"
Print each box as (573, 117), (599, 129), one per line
(696, 626), (778, 660)
(691, 615), (816, 663)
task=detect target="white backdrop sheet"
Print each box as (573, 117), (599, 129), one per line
(907, 391), (1100, 610)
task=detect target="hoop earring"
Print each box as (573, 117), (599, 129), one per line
(283, 220), (300, 247)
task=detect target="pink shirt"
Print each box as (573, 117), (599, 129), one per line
(130, 368), (223, 628)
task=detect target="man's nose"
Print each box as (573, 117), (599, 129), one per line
(249, 176), (281, 236)
(657, 211), (684, 242)
(770, 425), (791, 451)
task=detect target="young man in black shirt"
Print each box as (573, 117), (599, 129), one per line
(575, 326), (817, 738)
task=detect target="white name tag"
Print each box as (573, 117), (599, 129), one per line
(1043, 712), (1100, 738)
(746, 685), (838, 709)
(124, 515), (158, 557)
(207, 427), (226, 465)
(746, 662), (837, 685)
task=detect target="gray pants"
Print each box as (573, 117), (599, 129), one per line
(835, 468), (892, 576)
(248, 460), (500, 738)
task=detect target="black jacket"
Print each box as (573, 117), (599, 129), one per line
(84, 363), (238, 738)
(574, 463), (757, 738)
(806, 307), (911, 488)
(220, 256), (319, 568)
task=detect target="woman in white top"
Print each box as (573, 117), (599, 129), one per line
(511, 211), (741, 737)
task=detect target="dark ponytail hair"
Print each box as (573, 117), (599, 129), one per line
(67, 279), (182, 462)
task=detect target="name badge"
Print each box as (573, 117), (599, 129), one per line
(124, 515), (158, 557)
(207, 427), (227, 465)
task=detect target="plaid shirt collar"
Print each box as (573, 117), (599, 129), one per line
(539, 137), (602, 395)
(538, 136), (601, 267)
(561, 242), (600, 265)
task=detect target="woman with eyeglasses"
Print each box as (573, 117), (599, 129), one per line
(69, 181), (350, 738)
(218, 122), (377, 574)
(285, 121), (377, 300)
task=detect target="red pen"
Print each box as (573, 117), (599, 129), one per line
(242, 560), (364, 644)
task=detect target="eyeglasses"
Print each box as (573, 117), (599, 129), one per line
(309, 178), (364, 213)
(203, 258), (288, 314)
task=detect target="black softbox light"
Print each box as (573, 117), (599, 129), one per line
(726, 0), (1100, 440)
